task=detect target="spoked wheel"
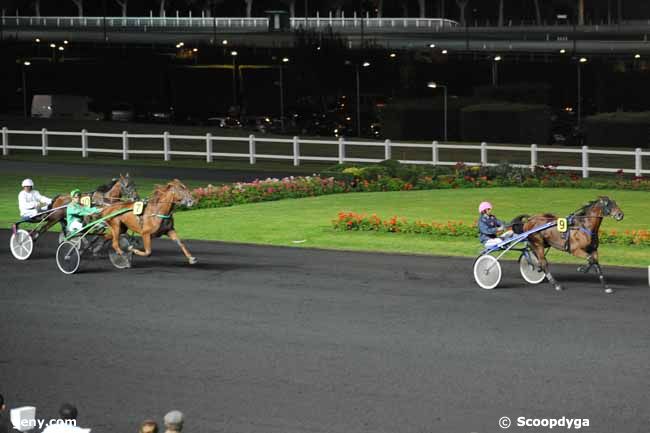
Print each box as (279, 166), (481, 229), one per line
(56, 241), (81, 274)
(109, 234), (133, 269)
(519, 251), (546, 285)
(473, 255), (502, 290)
(10, 229), (34, 260)
(58, 232), (66, 244)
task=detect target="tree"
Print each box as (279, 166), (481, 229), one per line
(455, 0), (468, 25)
(114, 0), (127, 17)
(438, 0), (445, 18)
(578, 0), (584, 25)
(498, 0), (504, 26)
(532, 0), (541, 25)
(159, 0), (165, 17)
(244, 0), (253, 17)
(71, 0), (83, 16)
(418, 0), (426, 18)
(280, 0), (296, 17)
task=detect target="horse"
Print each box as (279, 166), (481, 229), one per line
(513, 196), (624, 294)
(100, 179), (197, 264)
(31, 174), (139, 239)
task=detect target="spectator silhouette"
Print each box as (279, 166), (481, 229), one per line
(162, 411), (183, 433)
(138, 420), (158, 433)
(40, 404), (89, 433)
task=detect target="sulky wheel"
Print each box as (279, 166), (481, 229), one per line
(10, 229), (34, 260)
(56, 241), (81, 274)
(109, 235), (133, 269)
(473, 255), (502, 290)
(519, 252), (546, 285)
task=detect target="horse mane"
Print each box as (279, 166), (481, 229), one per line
(573, 199), (600, 216)
(95, 178), (118, 193)
(149, 183), (174, 204)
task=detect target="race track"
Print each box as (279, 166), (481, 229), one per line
(1, 230), (648, 433)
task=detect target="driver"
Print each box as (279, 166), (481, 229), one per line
(18, 178), (52, 219)
(66, 189), (101, 233)
(478, 201), (513, 248)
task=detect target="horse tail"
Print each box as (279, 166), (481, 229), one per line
(509, 214), (530, 234)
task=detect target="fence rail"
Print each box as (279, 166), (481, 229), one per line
(1, 127), (648, 178)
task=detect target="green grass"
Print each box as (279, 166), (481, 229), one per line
(172, 188), (650, 268)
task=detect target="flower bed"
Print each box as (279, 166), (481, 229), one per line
(333, 212), (650, 246)
(188, 161), (650, 211)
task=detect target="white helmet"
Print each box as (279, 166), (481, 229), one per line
(22, 178), (34, 187)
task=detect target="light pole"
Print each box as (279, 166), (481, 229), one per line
(278, 56), (289, 132)
(427, 82), (447, 142)
(492, 55), (501, 87)
(22, 61), (31, 120)
(577, 56), (587, 131)
(230, 50), (238, 108)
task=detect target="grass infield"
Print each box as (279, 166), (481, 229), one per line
(2, 172), (648, 267)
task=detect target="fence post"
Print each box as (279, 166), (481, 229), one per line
(81, 129), (88, 158)
(384, 139), (391, 160)
(41, 128), (48, 156)
(581, 145), (589, 178)
(635, 148), (642, 177)
(432, 140), (438, 165)
(1, 127), (8, 156)
(163, 131), (170, 161)
(480, 141), (487, 165)
(292, 136), (300, 166)
(206, 133), (212, 163)
(122, 131), (129, 160)
(530, 143), (538, 172)
(249, 134), (256, 164)
(338, 137), (345, 163)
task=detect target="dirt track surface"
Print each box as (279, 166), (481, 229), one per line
(1, 230), (648, 433)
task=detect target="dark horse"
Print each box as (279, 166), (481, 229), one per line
(514, 196), (624, 294)
(33, 174), (138, 238)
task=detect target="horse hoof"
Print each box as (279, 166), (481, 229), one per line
(555, 285), (564, 291)
(604, 288), (614, 294)
(188, 257), (197, 265)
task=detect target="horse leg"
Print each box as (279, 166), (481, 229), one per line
(128, 232), (152, 257)
(572, 248), (593, 274)
(533, 240), (563, 291)
(167, 229), (197, 264)
(590, 251), (613, 294)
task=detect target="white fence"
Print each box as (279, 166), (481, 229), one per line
(0, 15), (457, 31)
(1, 127), (648, 178)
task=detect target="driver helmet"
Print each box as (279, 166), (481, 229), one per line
(21, 178), (34, 187)
(70, 189), (82, 198)
(478, 201), (493, 214)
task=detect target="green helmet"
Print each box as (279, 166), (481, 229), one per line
(70, 189), (82, 197)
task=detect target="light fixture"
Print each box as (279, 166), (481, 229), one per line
(49, 43), (56, 48)
(222, 39), (228, 45)
(494, 55), (502, 61)
(58, 46), (64, 51)
(579, 57), (587, 63)
(560, 49), (566, 54)
(35, 38), (40, 43)
(441, 49), (448, 54)
(429, 43), (436, 48)
(389, 53), (396, 58)
(634, 54), (641, 59)
(316, 46), (321, 51)
(63, 40), (69, 44)
(427, 82), (437, 88)
(231, 50), (238, 56)
(362, 61), (370, 67)
(192, 48), (198, 52)
(282, 57), (289, 63)
(178, 42), (184, 47)
(24, 61), (31, 66)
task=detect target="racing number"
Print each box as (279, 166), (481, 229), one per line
(557, 218), (568, 233)
(133, 201), (144, 216)
(80, 196), (91, 207)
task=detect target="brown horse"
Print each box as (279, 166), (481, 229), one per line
(32, 174), (138, 238)
(517, 196), (624, 294)
(100, 179), (196, 264)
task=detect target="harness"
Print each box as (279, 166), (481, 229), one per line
(561, 202), (607, 252)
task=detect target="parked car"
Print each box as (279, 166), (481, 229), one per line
(243, 115), (273, 133)
(31, 94), (102, 120)
(206, 116), (242, 128)
(111, 102), (135, 122)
